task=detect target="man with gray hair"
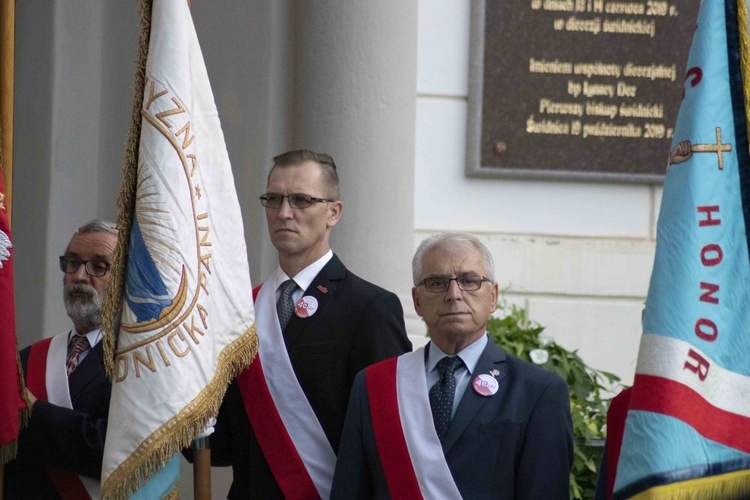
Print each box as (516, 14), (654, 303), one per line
(332, 231), (574, 499)
(4, 219), (118, 498)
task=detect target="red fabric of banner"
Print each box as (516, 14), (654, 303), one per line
(0, 173), (25, 464)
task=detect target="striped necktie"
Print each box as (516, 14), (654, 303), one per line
(66, 334), (91, 375)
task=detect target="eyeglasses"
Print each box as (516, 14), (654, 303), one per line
(417, 274), (491, 293)
(59, 256), (111, 277)
(259, 193), (334, 209)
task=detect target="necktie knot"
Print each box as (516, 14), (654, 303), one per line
(436, 355), (463, 377)
(276, 279), (298, 330)
(66, 334), (91, 375)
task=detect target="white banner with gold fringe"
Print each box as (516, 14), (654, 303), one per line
(101, 0), (256, 497)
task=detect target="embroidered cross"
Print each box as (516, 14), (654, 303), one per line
(668, 127), (732, 170)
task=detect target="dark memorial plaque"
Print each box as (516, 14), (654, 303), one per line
(466, 0), (700, 183)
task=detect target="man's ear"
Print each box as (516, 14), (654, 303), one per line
(489, 282), (499, 309)
(412, 287), (423, 317)
(326, 200), (343, 228)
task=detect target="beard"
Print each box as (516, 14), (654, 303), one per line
(64, 283), (104, 333)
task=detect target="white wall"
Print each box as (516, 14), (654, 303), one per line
(415, 0), (664, 385)
(13, 1), (135, 347)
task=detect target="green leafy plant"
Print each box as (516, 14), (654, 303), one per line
(487, 301), (623, 500)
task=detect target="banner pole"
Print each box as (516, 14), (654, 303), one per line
(0, 0), (14, 225)
(183, 0), (212, 493)
(0, 0), (15, 495)
(193, 437), (211, 500)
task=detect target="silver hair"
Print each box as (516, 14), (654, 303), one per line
(75, 219), (118, 236)
(65, 219), (118, 253)
(412, 232), (495, 286)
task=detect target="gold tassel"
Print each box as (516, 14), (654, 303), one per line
(0, 440), (17, 465)
(738, 0), (750, 144)
(1, 338), (32, 464)
(15, 342), (30, 429)
(630, 468), (750, 499)
(102, 324), (258, 499)
(101, 0), (152, 383)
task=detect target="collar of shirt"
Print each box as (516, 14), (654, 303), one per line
(272, 249), (334, 303)
(68, 328), (103, 365)
(426, 334), (489, 381)
(68, 328), (103, 348)
(425, 334), (489, 417)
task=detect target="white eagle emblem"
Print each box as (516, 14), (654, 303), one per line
(0, 229), (12, 269)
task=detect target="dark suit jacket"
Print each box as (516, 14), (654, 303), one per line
(331, 338), (574, 500)
(3, 337), (111, 499)
(209, 254), (412, 499)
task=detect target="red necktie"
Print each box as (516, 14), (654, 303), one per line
(66, 334), (91, 375)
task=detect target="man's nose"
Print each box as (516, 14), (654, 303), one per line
(277, 197), (294, 218)
(72, 263), (91, 281)
(444, 279), (463, 301)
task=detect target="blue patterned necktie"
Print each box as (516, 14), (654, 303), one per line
(429, 356), (464, 441)
(276, 279), (298, 330)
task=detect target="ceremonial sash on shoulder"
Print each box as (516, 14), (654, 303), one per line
(26, 333), (99, 500)
(237, 281), (335, 500)
(366, 348), (462, 500)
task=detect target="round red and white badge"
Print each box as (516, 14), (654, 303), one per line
(295, 295), (318, 318)
(472, 374), (499, 396)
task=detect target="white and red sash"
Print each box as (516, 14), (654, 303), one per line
(366, 348), (462, 499)
(26, 332), (99, 500)
(237, 281), (335, 499)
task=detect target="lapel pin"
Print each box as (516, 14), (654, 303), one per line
(489, 369), (500, 377)
(295, 295), (319, 318)
(317, 285), (328, 294)
(472, 373), (499, 397)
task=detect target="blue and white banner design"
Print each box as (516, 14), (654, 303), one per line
(101, 0), (256, 497)
(614, 0), (750, 498)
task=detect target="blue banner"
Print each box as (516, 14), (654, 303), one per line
(614, 0), (750, 497)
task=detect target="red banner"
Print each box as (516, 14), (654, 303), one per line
(0, 171), (25, 464)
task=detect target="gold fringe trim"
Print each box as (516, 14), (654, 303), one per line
(0, 441), (17, 465)
(630, 468), (750, 499)
(102, 0), (152, 382)
(739, 0), (750, 148)
(161, 483), (179, 500)
(16, 339), (30, 429)
(16, 346), (31, 429)
(102, 323), (257, 500)
(2, 333), (32, 464)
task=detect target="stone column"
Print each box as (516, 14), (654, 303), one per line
(290, 1), (420, 335)
(13, 1), (136, 347)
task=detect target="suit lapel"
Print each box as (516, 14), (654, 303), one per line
(441, 340), (507, 453)
(283, 254), (346, 348)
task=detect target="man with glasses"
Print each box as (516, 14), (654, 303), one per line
(210, 149), (411, 498)
(4, 219), (117, 498)
(331, 232), (573, 499)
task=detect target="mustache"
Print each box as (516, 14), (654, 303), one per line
(64, 283), (99, 302)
